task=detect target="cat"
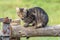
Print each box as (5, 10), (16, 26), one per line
(16, 7), (49, 28)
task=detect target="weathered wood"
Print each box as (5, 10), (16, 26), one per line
(11, 25), (60, 37)
(0, 18), (21, 40)
(1, 18), (60, 37)
(0, 18), (11, 22)
(0, 18), (4, 22)
(10, 37), (20, 40)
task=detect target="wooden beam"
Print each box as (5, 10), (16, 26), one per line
(11, 25), (60, 37)
(0, 18), (11, 22)
(0, 18), (4, 22)
(1, 18), (60, 37)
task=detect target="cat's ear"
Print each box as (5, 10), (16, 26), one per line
(16, 7), (20, 12)
(23, 8), (27, 12)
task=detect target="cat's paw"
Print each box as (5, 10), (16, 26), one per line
(24, 24), (29, 27)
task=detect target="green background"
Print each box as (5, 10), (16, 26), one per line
(0, 0), (60, 40)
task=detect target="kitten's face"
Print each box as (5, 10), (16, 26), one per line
(16, 7), (27, 20)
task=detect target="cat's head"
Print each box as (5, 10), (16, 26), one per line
(16, 7), (28, 20)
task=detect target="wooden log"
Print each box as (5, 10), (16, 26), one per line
(11, 24), (60, 37)
(0, 18), (21, 40)
(0, 17), (11, 22)
(0, 18), (4, 22)
(1, 18), (60, 37)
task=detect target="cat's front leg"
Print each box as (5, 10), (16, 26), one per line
(24, 23), (29, 27)
(32, 21), (36, 26)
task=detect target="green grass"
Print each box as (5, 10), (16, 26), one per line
(21, 37), (60, 40)
(0, 0), (60, 40)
